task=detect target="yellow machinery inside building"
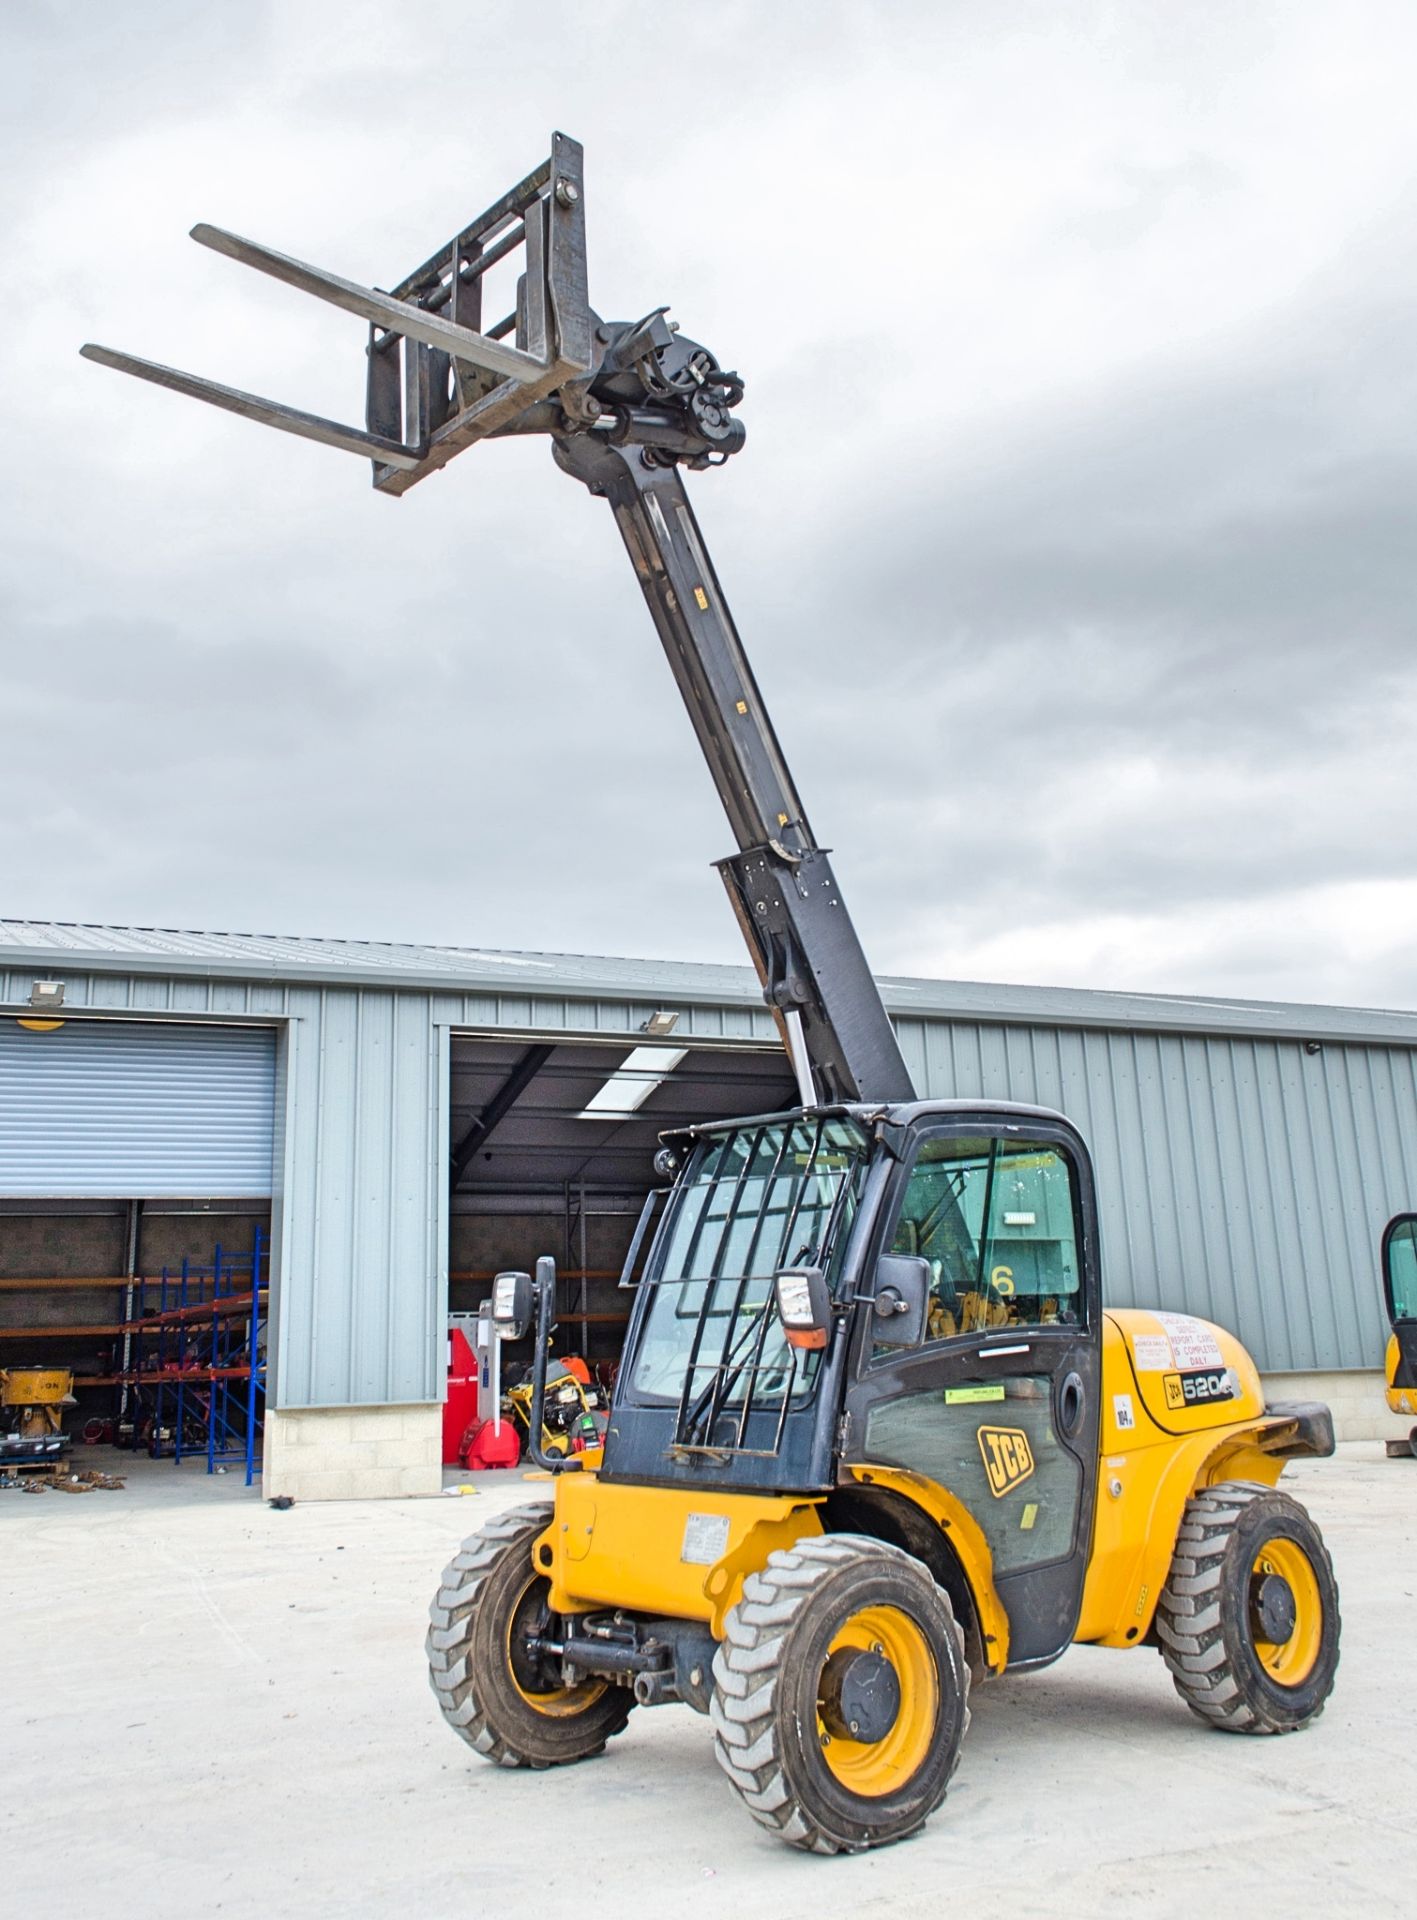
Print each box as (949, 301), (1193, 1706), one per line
(0, 1366), (76, 1462)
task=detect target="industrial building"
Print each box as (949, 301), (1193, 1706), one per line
(1, 916), (1414, 1499)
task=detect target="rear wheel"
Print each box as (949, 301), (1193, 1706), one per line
(427, 1501), (634, 1766)
(1156, 1481), (1340, 1733)
(710, 1535), (969, 1853)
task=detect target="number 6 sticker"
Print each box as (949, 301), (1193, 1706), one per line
(991, 1264), (1015, 1296)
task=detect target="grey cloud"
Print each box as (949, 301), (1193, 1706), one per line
(3, 3), (1415, 1013)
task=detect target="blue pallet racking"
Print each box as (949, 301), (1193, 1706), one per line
(118, 1230), (267, 1485)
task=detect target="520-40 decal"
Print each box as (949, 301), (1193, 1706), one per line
(1162, 1367), (1237, 1411)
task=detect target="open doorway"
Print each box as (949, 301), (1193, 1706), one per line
(444, 1032), (794, 1462)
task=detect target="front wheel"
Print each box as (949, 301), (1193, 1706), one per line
(710, 1535), (970, 1854)
(1156, 1481), (1340, 1733)
(427, 1501), (634, 1766)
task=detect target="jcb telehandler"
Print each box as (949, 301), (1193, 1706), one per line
(85, 133), (1342, 1854)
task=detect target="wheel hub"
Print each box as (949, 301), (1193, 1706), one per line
(1249, 1569), (1297, 1644)
(818, 1646), (901, 1744)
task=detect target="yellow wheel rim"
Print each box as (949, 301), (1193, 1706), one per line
(817, 1604), (938, 1798)
(1249, 1538), (1323, 1686)
(505, 1574), (609, 1718)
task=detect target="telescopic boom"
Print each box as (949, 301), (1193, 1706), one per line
(81, 133), (915, 1107)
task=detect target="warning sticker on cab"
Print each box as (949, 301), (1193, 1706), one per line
(1153, 1312), (1224, 1371)
(681, 1513), (731, 1566)
(1131, 1334), (1173, 1372)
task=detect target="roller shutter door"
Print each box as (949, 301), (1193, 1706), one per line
(0, 1020), (276, 1197)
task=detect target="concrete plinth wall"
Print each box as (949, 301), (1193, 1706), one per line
(263, 1403), (441, 1501)
(1261, 1370), (1412, 1444)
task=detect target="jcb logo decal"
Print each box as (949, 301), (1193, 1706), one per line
(977, 1425), (1035, 1497)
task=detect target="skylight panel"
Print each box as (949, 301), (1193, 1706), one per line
(577, 1046), (688, 1119)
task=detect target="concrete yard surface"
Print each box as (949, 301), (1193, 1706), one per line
(4, 1444), (1414, 1920)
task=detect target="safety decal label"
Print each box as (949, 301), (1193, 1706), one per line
(1153, 1312), (1224, 1371)
(977, 1425), (1036, 1497)
(946, 1384), (1006, 1404)
(1112, 1392), (1137, 1431)
(1163, 1367), (1238, 1411)
(681, 1512), (732, 1566)
(1131, 1334), (1173, 1372)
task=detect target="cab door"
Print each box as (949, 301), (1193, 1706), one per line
(1382, 1213), (1417, 1401)
(843, 1118), (1101, 1668)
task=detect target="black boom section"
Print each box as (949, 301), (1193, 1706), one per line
(555, 435), (914, 1106)
(718, 847), (914, 1107)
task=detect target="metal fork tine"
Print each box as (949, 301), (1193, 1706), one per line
(190, 224), (548, 385)
(78, 344), (422, 469)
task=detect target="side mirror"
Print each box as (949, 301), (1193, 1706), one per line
(491, 1269), (534, 1342)
(871, 1253), (929, 1348)
(775, 1267), (832, 1351)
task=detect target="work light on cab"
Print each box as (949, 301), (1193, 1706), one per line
(491, 1270), (533, 1342)
(775, 1267), (830, 1349)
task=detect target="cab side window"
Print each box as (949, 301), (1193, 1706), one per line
(888, 1135), (1082, 1344)
(1388, 1217), (1417, 1322)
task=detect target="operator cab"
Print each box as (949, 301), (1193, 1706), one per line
(604, 1100), (1098, 1483)
(1383, 1213), (1417, 1348)
(1382, 1213), (1417, 1455)
(602, 1097), (1101, 1662)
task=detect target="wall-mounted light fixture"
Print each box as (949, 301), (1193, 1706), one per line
(641, 1009), (680, 1037)
(30, 980), (65, 1009)
(1304, 1041), (1322, 1056)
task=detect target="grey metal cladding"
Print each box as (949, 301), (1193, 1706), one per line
(896, 1016), (1417, 1373)
(270, 989), (447, 1409)
(6, 920), (1417, 1387)
(0, 1018), (275, 1198)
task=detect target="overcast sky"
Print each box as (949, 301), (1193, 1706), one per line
(4, 2), (1415, 1010)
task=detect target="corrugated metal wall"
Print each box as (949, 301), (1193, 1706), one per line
(896, 1017), (1417, 1371)
(0, 1019), (275, 1197)
(269, 989), (448, 1409)
(0, 964), (761, 1412)
(7, 955), (1415, 1393)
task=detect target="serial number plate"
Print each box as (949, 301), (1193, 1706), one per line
(681, 1512), (731, 1565)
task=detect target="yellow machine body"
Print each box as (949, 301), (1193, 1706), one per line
(1386, 1335), (1416, 1417)
(0, 1367), (76, 1437)
(535, 1311), (1304, 1669)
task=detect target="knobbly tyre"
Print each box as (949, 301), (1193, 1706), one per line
(84, 134), (1342, 1855)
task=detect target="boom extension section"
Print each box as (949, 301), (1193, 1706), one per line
(81, 132), (914, 1107)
